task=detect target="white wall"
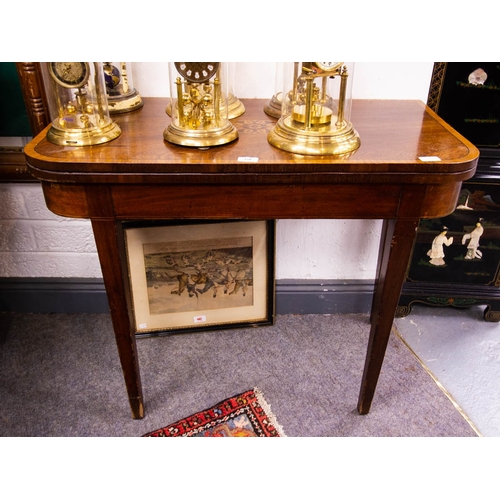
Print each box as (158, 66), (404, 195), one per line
(0, 62), (435, 280)
(132, 62), (434, 101)
(0, 184), (101, 277)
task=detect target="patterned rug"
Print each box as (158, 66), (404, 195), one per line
(143, 388), (286, 437)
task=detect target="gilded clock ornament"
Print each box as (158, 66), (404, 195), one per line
(164, 62), (238, 148)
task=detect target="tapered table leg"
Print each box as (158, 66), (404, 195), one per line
(91, 217), (144, 419)
(357, 217), (419, 414)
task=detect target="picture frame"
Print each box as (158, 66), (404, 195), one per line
(123, 219), (275, 337)
(427, 62), (500, 149)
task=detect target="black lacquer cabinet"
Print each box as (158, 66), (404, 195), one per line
(397, 63), (500, 321)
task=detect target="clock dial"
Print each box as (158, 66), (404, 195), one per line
(174, 62), (219, 83)
(315, 62), (343, 72)
(49, 62), (89, 88)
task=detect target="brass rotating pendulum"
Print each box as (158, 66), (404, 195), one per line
(65, 88), (94, 128)
(176, 78), (221, 130)
(292, 67), (334, 128)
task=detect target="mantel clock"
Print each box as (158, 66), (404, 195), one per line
(166, 63), (244, 119)
(268, 62), (360, 155)
(164, 62), (238, 148)
(45, 62), (121, 146)
(103, 62), (143, 114)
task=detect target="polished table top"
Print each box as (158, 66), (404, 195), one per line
(26, 98), (477, 184)
(24, 98), (479, 419)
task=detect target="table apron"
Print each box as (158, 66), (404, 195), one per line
(41, 181), (464, 221)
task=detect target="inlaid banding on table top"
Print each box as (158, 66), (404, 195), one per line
(235, 119), (275, 134)
(25, 99), (478, 173)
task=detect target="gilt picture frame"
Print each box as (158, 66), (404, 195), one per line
(124, 219), (275, 337)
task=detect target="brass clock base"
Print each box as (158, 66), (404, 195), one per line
(263, 92), (282, 119)
(268, 116), (360, 156)
(227, 93), (245, 119)
(108, 90), (143, 114)
(164, 122), (238, 148)
(46, 120), (122, 147)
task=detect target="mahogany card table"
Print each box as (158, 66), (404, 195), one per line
(25, 98), (479, 419)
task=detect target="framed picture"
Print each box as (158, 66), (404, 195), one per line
(124, 219), (275, 337)
(427, 62), (500, 149)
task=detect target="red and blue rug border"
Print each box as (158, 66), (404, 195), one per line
(143, 387), (286, 437)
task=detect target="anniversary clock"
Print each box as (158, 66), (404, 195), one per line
(165, 62), (245, 120)
(164, 62), (238, 147)
(268, 62), (360, 155)
(45, 62), (121, 146)
(103, 62), (143, 114)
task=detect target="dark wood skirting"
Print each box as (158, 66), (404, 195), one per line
(0, 278), (374, 315)
(0, 278), (110, 313)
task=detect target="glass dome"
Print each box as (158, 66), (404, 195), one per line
(264, 62), (284, 119)
(227, 62), (245, 119)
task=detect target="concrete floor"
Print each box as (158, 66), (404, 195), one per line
(394, 304), (500, 437)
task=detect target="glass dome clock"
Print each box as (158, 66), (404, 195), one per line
(268, 62), (360, 155)
(45, 62), (121, 146)
(165, 62), (244, 120)
(103, 62), (143, 114)
(164, 62), (238, 147)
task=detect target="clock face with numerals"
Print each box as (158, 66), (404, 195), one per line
(174, 62), (220, 83)
(315, 62), (343, 72)
(49, 62), (90, 88)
